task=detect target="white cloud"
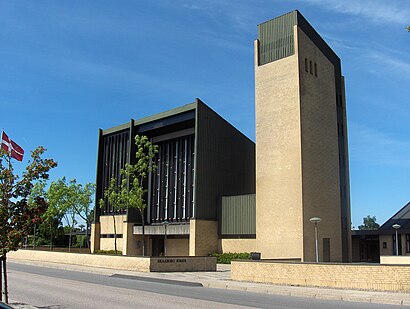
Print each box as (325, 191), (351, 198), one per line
(368, 51), (410, 76)
(302, 0), (410, 25)
(349, 122), (410, 167)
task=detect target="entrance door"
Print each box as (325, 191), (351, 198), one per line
(152, 236), (164, 256)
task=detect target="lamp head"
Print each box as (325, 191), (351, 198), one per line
(309, 217), (322, 224)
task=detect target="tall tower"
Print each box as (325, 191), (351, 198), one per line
(255, 11), (351, 262)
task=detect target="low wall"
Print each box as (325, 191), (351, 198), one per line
(8, 250), (216, 272)
(381, 256), (410, 264)
(231, 260), (410, 292)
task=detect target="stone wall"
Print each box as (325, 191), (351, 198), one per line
(189, 219), (218, 256)
(231, 260), (410, 292)
(9, 249), (150, 272)
(381, 256), (410, 264)
(8, 250), (216, 272)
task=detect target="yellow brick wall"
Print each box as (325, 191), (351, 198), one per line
(220, 239), (257, 253)
(232, 260), (410, 292)
(255, 29), (304, 260)
(167, 238), (189, 256)
(381, 256), (410, 264)
(189, 219), (218, 256)
(297, 27), (344, 262)
(97, 215), (127, 254)
(100, 214), (127, 234)
(255, 24), (348, 262)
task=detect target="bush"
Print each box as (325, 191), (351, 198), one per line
(94, 250), (122, 255)
(209, 252), (251, 264)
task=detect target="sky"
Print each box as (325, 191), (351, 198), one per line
(0, 0), (409, 229)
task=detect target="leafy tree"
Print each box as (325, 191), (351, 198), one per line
(69, 181), (95, 249)
(0, 146), (57, 303)
(100, 135), (157, 256)
(358, 215), (380, 230)
(41, 197), (64, 249)
(407, 26), (410, 32)
(27, 180), (47, 248)
(47, 178), (95, 252)
(122, 135), (158, 256)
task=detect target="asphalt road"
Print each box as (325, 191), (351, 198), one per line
(7, 262), (407, 309)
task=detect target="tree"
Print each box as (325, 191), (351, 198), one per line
(69, 181), (95, 250)
(0, 146), (57, 303)
(358, 215), (380, 230)
(47, 178), (95, 252)
(27, 180), (47, 248)
(407, 26), (410, 32)
(100, 135), (157, 256)
(122, 135), (158, 256)
(99, 178), (123, 254)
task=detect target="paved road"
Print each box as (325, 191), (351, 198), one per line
(7, 262), (406, 309)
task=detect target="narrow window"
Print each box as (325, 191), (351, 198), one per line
(383, 242), (387, 249)
(305, 58), (308, 72)
(323, 238), (330, 262)
(393, 234), (402, 255)
(309, 60), (313, 74)
(314, 63), (318, 77)
(406, 235), (410, 253)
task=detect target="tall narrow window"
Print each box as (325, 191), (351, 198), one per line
(309, 60), (313, 74)
(393, 234), (402, 255)
(406, 234), (410, 253)
(314, 63), (318, 77)
(305, 58), (308, 72)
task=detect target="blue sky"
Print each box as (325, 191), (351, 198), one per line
(1, 0), (409, 228)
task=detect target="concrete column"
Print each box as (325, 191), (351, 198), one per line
(90, 223), (100, 253)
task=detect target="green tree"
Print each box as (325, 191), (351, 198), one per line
(27, 180), (47, 248)
(407, 26), (410, 32)
(358, 215), (380, 230)
(122, 135), (158, 256)
(100, 135), (157, 256)
(69, 181), (95, 250)
(0, 146), (57, 303)
(48, 178), (76, 252)
(47, 178), (95, 252)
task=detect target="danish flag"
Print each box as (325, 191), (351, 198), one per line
(1, 131), (24, 161)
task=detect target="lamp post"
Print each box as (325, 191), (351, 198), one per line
(392, 224), (401, 256)
(310, 217), (322, 263)
(162, 220), (169, 256)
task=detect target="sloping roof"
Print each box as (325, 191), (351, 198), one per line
(379, 201), (410, 230)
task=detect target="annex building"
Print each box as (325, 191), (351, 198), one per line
(91, 11), (351, 262)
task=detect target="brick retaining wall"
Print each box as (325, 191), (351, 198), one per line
(8, 250), (216, 272)
(231, 260), (410, 292)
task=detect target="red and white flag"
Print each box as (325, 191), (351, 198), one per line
(1, 131), (24, 161)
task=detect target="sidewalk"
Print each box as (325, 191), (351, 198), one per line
(7, 258), (410, 307)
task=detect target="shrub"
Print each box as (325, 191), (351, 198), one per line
(94, 250), (122, 255)
(209, 252), (251, 264)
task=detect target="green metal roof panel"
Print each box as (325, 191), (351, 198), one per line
(258, 11), (297, 65)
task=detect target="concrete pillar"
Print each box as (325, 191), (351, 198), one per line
(90, 223), (100, 253)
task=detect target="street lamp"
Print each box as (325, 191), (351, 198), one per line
(392, 223), (401, 256)
(310, 217), (322, 263)
(162, 220), (169, 256)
